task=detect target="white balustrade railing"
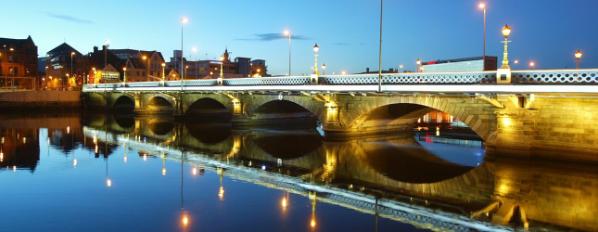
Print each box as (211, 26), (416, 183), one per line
(512, 69), (598, 84)
(320, 72), (496, 85)
(82, 69), (598, 91)
(223, 76), (312, 85)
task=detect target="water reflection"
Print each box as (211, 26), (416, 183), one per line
(1, 114), (597, 231)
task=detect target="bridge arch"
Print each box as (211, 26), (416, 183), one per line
(145, 95), (175, 115)
(338, 95), (497, 141)
(84, 92), (108, 109)
(185, 97), (232, 120)
(112, 95), (136, 114)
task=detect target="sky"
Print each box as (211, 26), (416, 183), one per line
(2, 0), (598, 75)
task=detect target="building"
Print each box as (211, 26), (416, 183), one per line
(167, 49), (268, 79)
(420, 56), (497, 73)
(0, 36), (38, 88)
(44, 43), (89, 90)
(87, 45), (165, 83)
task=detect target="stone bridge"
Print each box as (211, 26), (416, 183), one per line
(82, 69), (598, 162)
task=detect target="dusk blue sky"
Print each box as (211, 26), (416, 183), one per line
(2, 0), (597, 75)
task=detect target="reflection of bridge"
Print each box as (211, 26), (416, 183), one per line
(83, 70), (598, 162)
(84, 117), (598, 231)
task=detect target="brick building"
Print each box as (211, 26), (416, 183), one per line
(0, 36), (38, 88)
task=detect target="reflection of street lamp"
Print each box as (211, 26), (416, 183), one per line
(500, 25), (512, 69)
(312, 43), (320, 76)
(283, 29), (292, 76)
(574, 49), (583, 69)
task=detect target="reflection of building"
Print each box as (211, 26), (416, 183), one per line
(167, 49), (268, 79)
(87, 45), (165, 83)
(44, 43), (89, 90)
(0, 36), (38, 88)
(421, 56), (497, 73)
(0, 128), (40, 172)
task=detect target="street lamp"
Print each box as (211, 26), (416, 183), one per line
(416, 58), (422, 72)
(123, 67), (127, 85)
(478, 2), (487, 64)
(70, 51), (76, 77)
(161, 63), (166, 82)
(574, 49), (583, 69)
(219, 56), (224, 79)
(321, 63), (327, 75)
(180, 17), (189, 82)
(529, 61), (536, 69)
(142, 55), (149, 80)
(377, 0), (384, 92)
(500, 24), (512, 69)
(283, 29), (292, 76)
(313, 43), (320, 76)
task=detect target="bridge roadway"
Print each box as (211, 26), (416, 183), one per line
(83, 69), (598, 163)
(83, 116), (598, 231)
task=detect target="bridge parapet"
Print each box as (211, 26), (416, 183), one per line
(223, 76), (311, 85)
(511, 69), (598, 84)
(320, 71), (497, 85)
(83, 69), (598, 91)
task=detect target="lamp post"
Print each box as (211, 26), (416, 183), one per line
(283, 29), (292, 76)
(142, 55), (149, 81)
(161, 63), (166, 82)
(123, 67), (127, 85)
(416, 59), (422, 72)
(313, 43), (320, 76)
(574, 49), (583, 69)
(321, 63), (327, 75)
(70, 51), (76, 77)
(478, 2), (487, 64)
(219, 56), (224, 79)
(180, 17), (189, 83)
(500, 25), (512, 69)
(377, 0), (384, 92)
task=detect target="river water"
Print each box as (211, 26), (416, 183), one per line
(0, 113), (596, 232)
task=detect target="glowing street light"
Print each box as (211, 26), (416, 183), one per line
(528, 61), (536, 69)
(283, 29), (292, 76)
(500, 24), (512, 69)
(312, 43), (320, 76)
(161, 63), (166, 82)
(70, 51), (76, 78)
(574, 49), (583, 69)
(122, 67), (127, 85)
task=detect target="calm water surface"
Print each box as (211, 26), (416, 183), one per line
(0, 114), (596, 232)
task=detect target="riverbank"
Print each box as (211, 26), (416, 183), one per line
(0, 90), (80, 111)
